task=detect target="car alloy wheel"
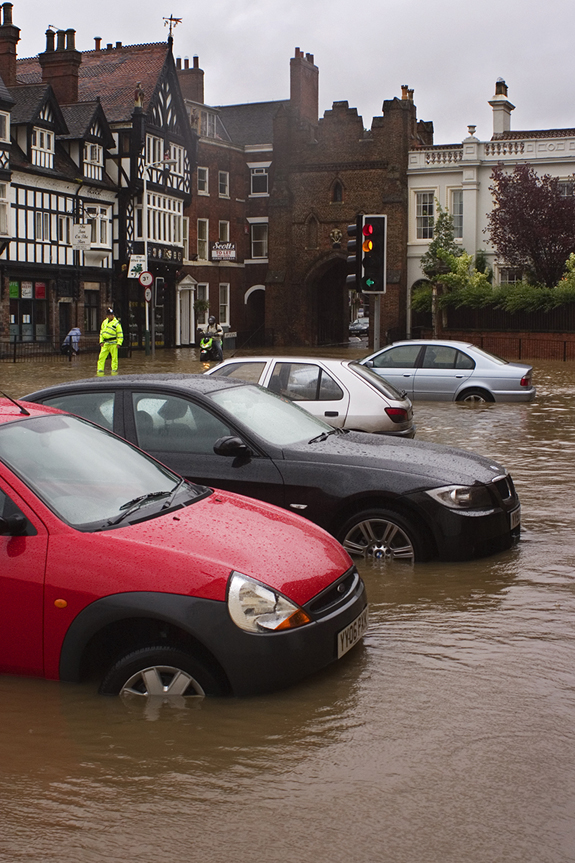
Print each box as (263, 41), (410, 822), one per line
(99, 646), (224, 698)
(339, 509), (418, 563)
(457, 388), (494, 404)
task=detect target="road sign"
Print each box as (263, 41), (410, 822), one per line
(127, 255), (147, 278)
(71, 224), (92, 250)
(139, 271), (153, 287)
(144, 287), (152, 303)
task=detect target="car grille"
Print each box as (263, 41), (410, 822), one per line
(305, 567), (361, 619)
(492, 474), (516, 503)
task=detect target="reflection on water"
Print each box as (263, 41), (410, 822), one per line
(2, 357), (575, 862)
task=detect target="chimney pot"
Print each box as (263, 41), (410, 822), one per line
(401, 84), (408, 100)
(66, 29), (76, 51)
(56, 29), (65, 51)
(193, 55), (199, 68)
(45, 28), (55, 52)
(94, 36), (101, 51)
(2, 2), (13, 25)
(184, 56), (189, 69)
(106, 43), (113, 50)
(116, 40), (122, 48)
(176, 56), (181, 69)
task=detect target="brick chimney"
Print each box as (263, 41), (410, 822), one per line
(290, 47), (318, 126)
(177, 55), (204, 104)
(488, 78), (515, 135)
(0, 3), (20, 87)
(38, 27), (82, 104)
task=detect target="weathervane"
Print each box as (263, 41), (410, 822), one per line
(163, 14), (182, 38)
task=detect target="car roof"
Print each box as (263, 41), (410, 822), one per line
(23, 373), (247, 402)
(210, 356), (350, 368)
(386, 340), (475, 349)
(0, 398), (63, 425)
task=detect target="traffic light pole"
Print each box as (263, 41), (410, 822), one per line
(373, 294), (381, 351)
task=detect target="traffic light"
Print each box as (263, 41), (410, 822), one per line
(155, 277), (165, 306)
(360, 214), (386, 293)
(346, 217), (362, 288)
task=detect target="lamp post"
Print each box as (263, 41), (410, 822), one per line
(142, 156), (177, 355)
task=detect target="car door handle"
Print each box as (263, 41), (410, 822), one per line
(455, 374), (465, 378)
(324, 411), (339, 417)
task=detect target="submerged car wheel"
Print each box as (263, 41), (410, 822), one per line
(457, 388), (494, 404)
(338, 508), (423, 563)
(99, 646), (224, 698)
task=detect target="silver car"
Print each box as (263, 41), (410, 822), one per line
(205, 357), (415, 436)
(361, 340), (536, 403)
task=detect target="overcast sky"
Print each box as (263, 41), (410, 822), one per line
(14, 0), (575, 144)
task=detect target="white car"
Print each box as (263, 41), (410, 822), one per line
(205, 357), (415, 436)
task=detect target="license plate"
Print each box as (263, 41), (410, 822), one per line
(337, 606), (369, 658)
(510, 506), (521, 529)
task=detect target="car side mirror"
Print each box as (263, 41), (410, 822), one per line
(0, 514), (28, 536)
(213, 436), (252, 457)
(364, 359), (374, 368)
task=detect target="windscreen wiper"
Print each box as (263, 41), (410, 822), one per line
(108, 490), (172, 526)
(308, 429), (347, 443)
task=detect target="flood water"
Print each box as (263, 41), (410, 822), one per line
(2, 349), (575, 863)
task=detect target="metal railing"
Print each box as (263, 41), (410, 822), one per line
(1, 335), (101, 362)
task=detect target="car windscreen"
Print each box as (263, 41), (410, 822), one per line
(348, 362), (407, 400)
(0, 414), (203, 530)
(207, 384), (331, 446)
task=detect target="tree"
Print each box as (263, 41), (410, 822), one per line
(487, 164), (575, 288)
(418, 202), (462, 336)
(420, 202), (462, 279)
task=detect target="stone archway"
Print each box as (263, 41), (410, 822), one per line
(244, 284), (265, 347)
(311, 257), (348, 346)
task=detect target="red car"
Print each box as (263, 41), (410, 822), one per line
(0, 397), (367, 698)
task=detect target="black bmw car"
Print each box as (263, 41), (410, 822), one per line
(23, 374), (521, 564)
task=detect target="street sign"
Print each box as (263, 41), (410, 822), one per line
(71, 224), (92, 250)
(144, 287), (152, 303)
(127, 255), (147, 278)
(139, 271), (153, 287)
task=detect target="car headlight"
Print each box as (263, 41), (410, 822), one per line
(425, 484), (493, 509)
(227, 571), (311, 633)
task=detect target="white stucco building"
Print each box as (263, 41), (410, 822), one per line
(407, 79), (575, 333)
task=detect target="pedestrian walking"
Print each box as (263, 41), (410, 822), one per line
(61, 326), (81, 356)
(97, 308), (123, 376)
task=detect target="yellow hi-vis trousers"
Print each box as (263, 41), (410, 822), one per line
(97, 342), (119, 375)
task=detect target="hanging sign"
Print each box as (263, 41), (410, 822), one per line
(71, 224), (92, 250)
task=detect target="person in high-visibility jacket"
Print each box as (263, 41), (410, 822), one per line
(97, 308), (123, 376)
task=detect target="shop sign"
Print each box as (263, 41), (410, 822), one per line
(148, 243), (184, 264)
(9, 280), (19, 298)
(211, 242), (236, 262)
(35, 282), (47, 299)
(21, 281), (33, 299)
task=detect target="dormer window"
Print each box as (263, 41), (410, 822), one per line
(84, 143), (103, 180)
(200, 111), (216, 138)
(31, 127), (54, 169)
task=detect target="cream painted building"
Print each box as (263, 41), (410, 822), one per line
(407, 80), (575, 334)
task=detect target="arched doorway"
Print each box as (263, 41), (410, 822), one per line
(244, 284), (265, 347)
(312, 258), (348, 346)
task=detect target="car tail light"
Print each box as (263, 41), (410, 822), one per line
(385, 407), (408, 424)
(520, 375), (531, 387)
